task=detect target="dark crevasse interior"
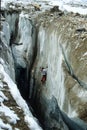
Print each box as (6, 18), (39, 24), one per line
(9, 24), (44, 128)
(15, 65), (29, 100)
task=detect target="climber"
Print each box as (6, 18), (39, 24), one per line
(40, 67), (48, 84)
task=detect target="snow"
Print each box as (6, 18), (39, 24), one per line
(0, 63), (20, 129)
(0, 82), (3, 88)
(0, 119), (12, 130)
(0, 91), (8, 102)
(60, 4), (87, 15)
(1, 0), (87, 15)
(0, 61), (42, 130)
(25, 115), (42, 130)
(0, 103), (20, 124)
(49, 0), (87, 15)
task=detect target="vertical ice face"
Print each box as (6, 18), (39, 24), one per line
(37, 27), (65, 110)
(18, 12), (33, 58)
(11, 12), (35, 70)
(1, 19), (15, 81)
(37, 25), (86, 119)
(47, 32), (65, 110)
(5, 13), (19, 37)
(2, 21), (10, 45)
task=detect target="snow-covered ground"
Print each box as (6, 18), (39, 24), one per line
(49, 0), (87, 15)
(1, 0), (87, 15)
(0, 59), (42, 130)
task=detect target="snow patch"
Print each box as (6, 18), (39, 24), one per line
(25, 115), (42, 130)
(0, 91), (8, 103)
(0, 119), (12, 130)
(0, 103), (20, 124)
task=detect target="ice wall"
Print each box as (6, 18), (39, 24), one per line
(32, 16), (87, 129)
(0, 16), (15, 81)
(37, 27), (65, 110)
